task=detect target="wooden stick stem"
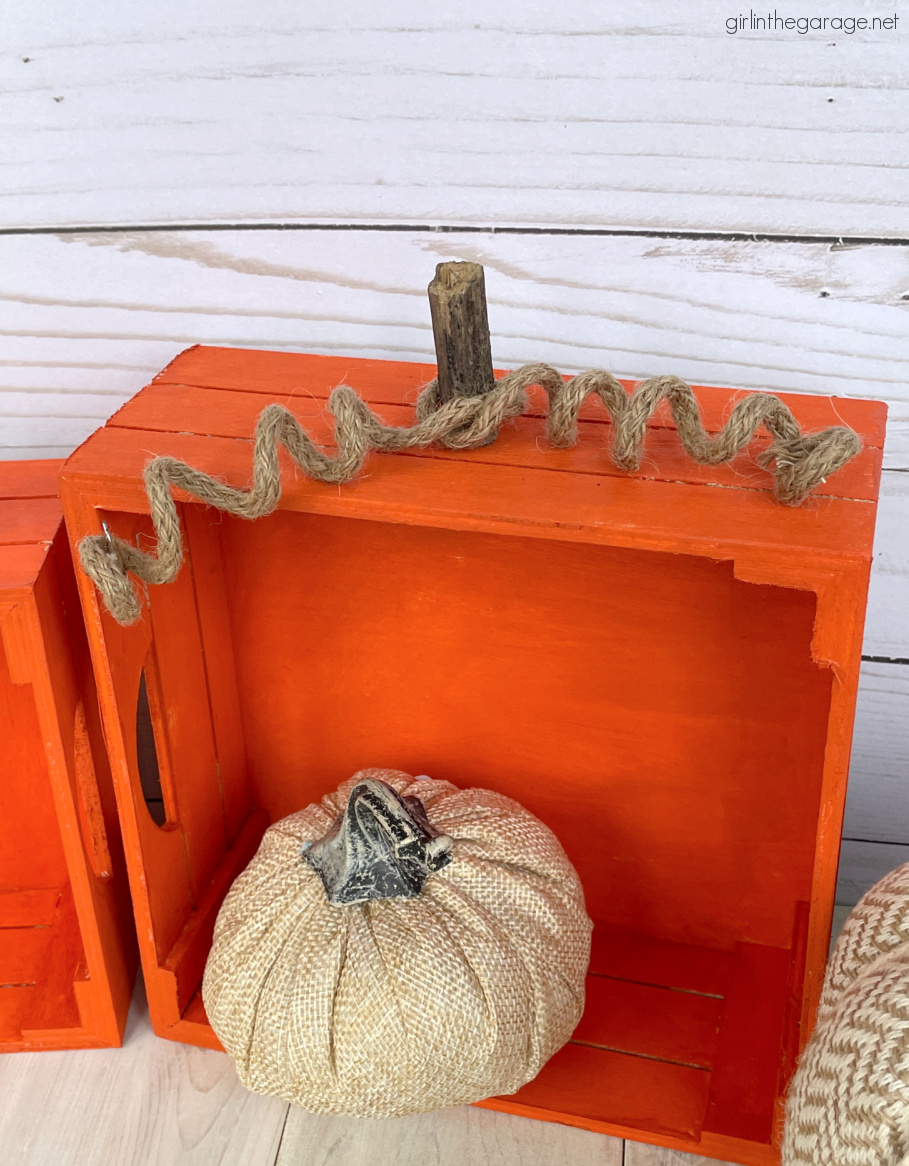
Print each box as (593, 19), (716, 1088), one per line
(427, 262), (494, 402)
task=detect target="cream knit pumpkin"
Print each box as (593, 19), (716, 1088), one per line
(783, 862), (909, 1166)
(202, 769), (592, 1118)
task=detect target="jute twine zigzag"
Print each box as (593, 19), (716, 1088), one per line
(78, 362), (862, 626)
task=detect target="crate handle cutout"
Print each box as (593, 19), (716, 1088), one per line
(135, 656), (177, 829)
(136, 671), (165, 826)
(78, 363), (861, 626)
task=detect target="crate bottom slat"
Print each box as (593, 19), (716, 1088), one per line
(0, 881), (94, 1050)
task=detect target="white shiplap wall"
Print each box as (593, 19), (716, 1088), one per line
(2, 6), (906, 907)
(3, 2), (908, 235)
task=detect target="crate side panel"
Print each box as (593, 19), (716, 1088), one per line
(89, 514), (196, 964)
(181, 505), (252, 844)
(146, 522), (230, 901)
(38, 533), (138, 1040)
(704, 942), (793, 1146)
(0, 614), (70, 893)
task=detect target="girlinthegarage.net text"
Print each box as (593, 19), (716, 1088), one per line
(726, 10), (898, 33)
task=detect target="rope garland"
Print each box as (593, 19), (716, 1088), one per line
(78, 362), (862, 625)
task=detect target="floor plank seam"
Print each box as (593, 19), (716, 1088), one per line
(273, 1104), (292, 1166)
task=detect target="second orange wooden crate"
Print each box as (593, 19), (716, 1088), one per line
(59, 347), (884, 1164)
(0, 461), (136, 1050)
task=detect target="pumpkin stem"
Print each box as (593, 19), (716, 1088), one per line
(303, 779), (453, 906)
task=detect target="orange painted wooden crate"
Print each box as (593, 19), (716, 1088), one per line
(59, 347), (884, 1163)
(0, 460), (137, 1050)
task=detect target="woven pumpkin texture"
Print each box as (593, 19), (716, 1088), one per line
(202, 769), (592, 1117)
(783, 861), (909, 1166)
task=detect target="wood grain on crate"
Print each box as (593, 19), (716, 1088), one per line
(2, 3), (907, 235)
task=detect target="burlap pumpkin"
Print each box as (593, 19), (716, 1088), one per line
(202, 769), (592, 1117)
(783, 861), (909, 1166)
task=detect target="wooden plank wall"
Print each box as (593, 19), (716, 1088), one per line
(2, 6), (907, 904)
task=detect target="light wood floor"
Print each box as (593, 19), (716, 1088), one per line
(0, 977), (660, 1166)
(0, 907), (853, 1165)
(0, 975), (711, 1166)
